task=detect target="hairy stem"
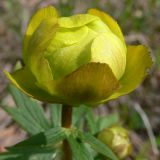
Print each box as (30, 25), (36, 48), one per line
(62, 104), (72, 160)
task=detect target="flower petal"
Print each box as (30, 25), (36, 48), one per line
(45, 27), (96, 79)
(27, 18), (58, 86)
(91, 32), (126, 80)
(58, 14), (98, 28)
(104, 45), (153, 101)
(4, 68), (64, 103)
(23, 6), (58, 61)
(55, 63), (119, 105)
(88, 9), (124, 42)
(47, 26), (89, 48)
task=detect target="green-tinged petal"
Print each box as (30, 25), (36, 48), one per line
(87, 19), (110, 33)
(46, 26), (89, 49)
(91, 32), (126, 79)
(4, 68), (65, 103)
(45, 28), (96, 79)
(104, 45), (153, 101)
(23, 6), (58, 61)
(58, 14), (98, 28)
(27, 18), (58, 91)
(88, 9), (124, 42)
(55, 63), (119, 105)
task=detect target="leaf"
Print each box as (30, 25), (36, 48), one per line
(67, 134), (94, 160)
(79, 132), (118, 160)
(3, 85), (50, 135)
(10, 127), (66, 149)
(0, 153), (20, 160)
(49, 104), (62, 127)
(72, 105), (88, 127)
(96, 113), (119, 133)
(0, 147), (56, 160)
(85, 108), (97, 134)
(3, 106), (42, 135)
(11, 85), (50, 129)
(3, 127), (66, 160)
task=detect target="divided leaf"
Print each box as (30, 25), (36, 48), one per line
(49, 103), (62, 127)
(3, 85), (50, 135)
(79, 132), (118, 160)
(0, 147), (56, 160)
(0, 127), (66, 160)
(10, 127), (66, 149)
(96, 113), (119, 133)
(67, 134), (94, 160)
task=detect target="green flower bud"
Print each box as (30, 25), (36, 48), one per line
(98, 126), (132, 159)
(5, 6), (152, 105)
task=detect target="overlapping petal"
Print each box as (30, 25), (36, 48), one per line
(23, 6), (58, 62)
(4, 68), (65, 103)
(58, 14), (98, 28)
(91, 32), (126, 79)
(27, 18), (58, 89)
(55, 63), (119, 105)
(4, 62), (120, 105)
(45, 27), (96, 79)
(103, 45), (153, 102)
(88, 8), (124, 42)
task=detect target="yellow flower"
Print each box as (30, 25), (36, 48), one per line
(5, 6), (152, 105)
(98, 126), (132, 159)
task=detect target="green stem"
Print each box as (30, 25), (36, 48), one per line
(62, 104), (72, 160)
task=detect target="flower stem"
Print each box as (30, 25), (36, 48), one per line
(62, 104), (72, 160)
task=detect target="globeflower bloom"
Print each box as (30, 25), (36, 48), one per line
(5, 6), (152, 105)
(98, 126), (132, 159)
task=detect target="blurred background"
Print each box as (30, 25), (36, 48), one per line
(0, 0), (160, 159)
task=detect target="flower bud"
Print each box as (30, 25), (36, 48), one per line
(98, 126), (132, 159)
(5, 6), (152, 105)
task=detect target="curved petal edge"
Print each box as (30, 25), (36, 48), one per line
(4, 68), (65, 103)
(55, 62), (120, 105)
(104, 45), (153, 101)
(88, 8), (124, 42)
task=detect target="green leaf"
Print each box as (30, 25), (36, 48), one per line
(49, 104), (62, 127)
(10, 85), (50, 130)
(3, 106), (42, 135)
(85, 108), (97, 134)
(10, 127), (66, 148)
(128, 110), (144, 129)
(156, 136), (160, 147)
(0, 147), (56, 160)
(3, 85), (50, 135)
(72, 105), (88, 127)
(96, 113), (119, 133)
(79, 132), (118, 160)
(0, 153), (20, 160)
(67, 134), (94, 160)
(3, 127), (66, 160)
